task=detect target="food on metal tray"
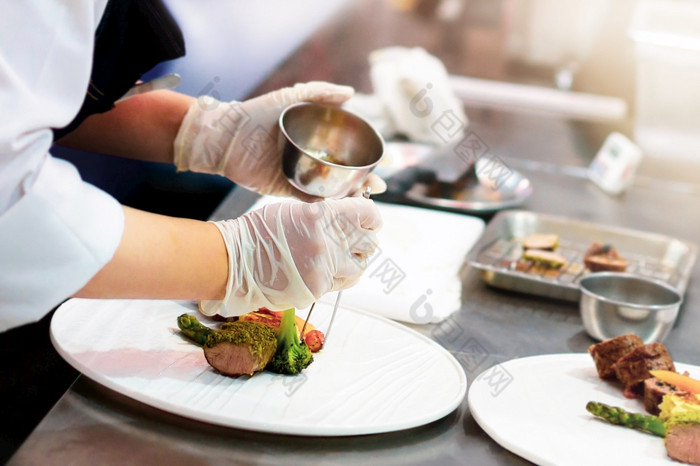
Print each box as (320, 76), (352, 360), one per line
(522, 233), (559, 250)
(614, 343), (676, 398)
(584, 241), (629, 272)
(516, 233), (566, 271)
(589, 334), (644, 380)
(177, 314), (278, 377)
(521, 249), (567, 269)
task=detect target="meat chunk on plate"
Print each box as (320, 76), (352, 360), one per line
(588, 334), (644, 380)
(644, 374), (688, 415)
(666, 424), (700, 465)
(613, 342), (675, 398)
(203, 323), (278, 377)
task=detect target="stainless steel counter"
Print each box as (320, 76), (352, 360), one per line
(10, 1), (700, 464)
(11, 109), (700, 464)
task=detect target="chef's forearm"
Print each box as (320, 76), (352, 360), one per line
(55, 90), (195, 164)
(74, 206), (228, 300)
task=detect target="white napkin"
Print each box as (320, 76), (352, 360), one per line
(246, 197), (485, 324)
(368, 47), (469, 146)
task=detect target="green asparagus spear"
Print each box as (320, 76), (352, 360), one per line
(586, 401), (667, 437)
(177, 313), (213, 346)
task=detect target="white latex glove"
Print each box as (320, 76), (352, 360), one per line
(200, 197), (382, 317)
(174, 81), (386, 200)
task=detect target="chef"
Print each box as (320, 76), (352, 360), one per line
(0, 0), (382, 453)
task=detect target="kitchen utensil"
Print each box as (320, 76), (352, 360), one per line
(299, 302), (315, 343)
(579, 272), (682, 343)
(299, 187), (372, 344)
(279, 103), (384, 198)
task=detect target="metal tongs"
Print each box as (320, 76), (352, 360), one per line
(300, 186), (372, 344)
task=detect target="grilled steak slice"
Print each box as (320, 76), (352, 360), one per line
(204, 342), (276, 376)
(613, 342), (675, 398)
(522, 233), (559, 250)
(644, 374), (688, 415)
(666, 424), (700, 465)
(202, 323), (278, 377)
(584, 255), (629, 272)
(584, 242), (628, 272)
(589, 334), (644, 379)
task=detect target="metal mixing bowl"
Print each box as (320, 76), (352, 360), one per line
(279, 102), (384, 198)
(579, 272), (683, 343)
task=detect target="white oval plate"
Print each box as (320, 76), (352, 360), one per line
(51, 299), (466, 436)
(468, 353), (700, 465)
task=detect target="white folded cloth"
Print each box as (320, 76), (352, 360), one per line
(246, 197), (485, 324)
(368, 46), (469, 146)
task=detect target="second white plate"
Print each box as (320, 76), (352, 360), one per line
(468, 353), (700, 465)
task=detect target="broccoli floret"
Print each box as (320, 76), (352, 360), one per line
(266, 308), (313, 375)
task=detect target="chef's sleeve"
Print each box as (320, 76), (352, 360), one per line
(0, 0), (122, 332)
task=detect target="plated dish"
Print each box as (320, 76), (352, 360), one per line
(50, 298), (467, 436)
(468, 353), (700, 465)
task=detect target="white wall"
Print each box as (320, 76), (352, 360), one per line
(155, 0), (352, 100)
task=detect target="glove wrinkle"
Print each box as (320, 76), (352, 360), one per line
(201, 198), (381, 317)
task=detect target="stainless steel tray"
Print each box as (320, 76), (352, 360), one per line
(467, 210), (698, 302)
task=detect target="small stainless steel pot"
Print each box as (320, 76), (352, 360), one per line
(579, 272), (683, 343)
(279, 102), (384, 198)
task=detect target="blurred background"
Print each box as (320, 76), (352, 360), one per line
(53, 0), (700, 219)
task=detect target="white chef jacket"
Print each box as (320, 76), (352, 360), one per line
(0, 0), (125, 332)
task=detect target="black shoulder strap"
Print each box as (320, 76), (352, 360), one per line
(53, 0), (186, 140)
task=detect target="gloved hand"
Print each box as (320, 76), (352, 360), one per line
(199, 197), (382, 317)
(174, 81), (386, 200)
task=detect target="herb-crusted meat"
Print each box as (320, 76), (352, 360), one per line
(204, 322), (278, 376)
(177, 314), (278, 377)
